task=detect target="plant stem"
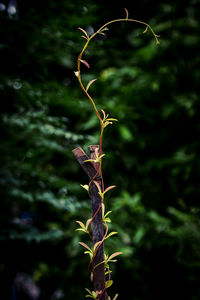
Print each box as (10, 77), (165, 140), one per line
(75, 14), (160, 299)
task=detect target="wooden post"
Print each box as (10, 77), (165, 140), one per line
(72, 146), (108, 299)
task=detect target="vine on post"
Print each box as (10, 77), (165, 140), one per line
(73, 9), (160, 300)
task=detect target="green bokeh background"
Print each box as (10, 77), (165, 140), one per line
(0, 0), (200, 299)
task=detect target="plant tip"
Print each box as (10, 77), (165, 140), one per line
(124, 8), (129, 19)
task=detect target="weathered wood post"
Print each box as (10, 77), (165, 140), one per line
(72, 145), (108, 299)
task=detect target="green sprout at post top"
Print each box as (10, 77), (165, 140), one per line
(75, 8), (160, 300)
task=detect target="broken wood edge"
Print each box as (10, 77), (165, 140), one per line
(72, 146), (101, 180)
(72, 145), (108, 299)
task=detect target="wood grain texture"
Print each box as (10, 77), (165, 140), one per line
(72, 146), (101, 180)
(88, 146), (106, 297)
(72, 145), (108, 299)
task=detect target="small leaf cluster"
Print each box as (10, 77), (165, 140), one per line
(76, 199), (122, 297)
(101, 109), (118, 129)
(85, 288), (119, 300)
(75, 219), (92, 234)
(83, 147), (105, 164)
(94, 181), (116, 201)
(76, 203), (120, 253)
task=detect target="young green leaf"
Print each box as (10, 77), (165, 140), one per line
(105, 280), (113, 288)
(81, 35), (88, 40)
(93, 181), (101, 192)
(103, 118), (118, 128)
(94, 241), (102, 251)
(105, 270), (112, 275)
(86, 79), (97, 92)
(79, 242), (92, 252)
(102, 203), (105, 218)
(104, 185), (116, 195)
(80, 184), (89, 192)
(76, 220), (85, 230)
(101, 109), (106, 120)
(85, 288), (98, 299)
(84, 251), (93, 259)
(104, 210), (112, 218)
(85, 218), (92, 231)
(108, 252), (123, 260)
(92, 291), (98, 299)
(124, 8), (129, 19)
(104, 217), (111, 223)
(85, 288), (92, 295)
(98, 31), (105, 36)
(78, 27), (88, 38)
(80, 59), (90, 69)
(98, 153), (106, 161)
(105, 232), (118, 240)
(104, 253), (109, 261)
(76, 228), (87, 233)
(83, 158), (96, 163)
(103, 121), (110, 128)
(83, 154), (105, 164)
(93, 181), (104, 199)
(101, 27), (109, 32)
(106, 118), (118, 122)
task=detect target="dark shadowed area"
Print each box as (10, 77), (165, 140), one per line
(0, 0), (200, 299)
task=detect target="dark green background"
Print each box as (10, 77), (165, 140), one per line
(1, 0), (200, 299)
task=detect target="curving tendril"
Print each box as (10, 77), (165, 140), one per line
(75, 8), (160, 300)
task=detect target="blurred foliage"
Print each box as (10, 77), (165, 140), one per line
(0, 0), (200, 299)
